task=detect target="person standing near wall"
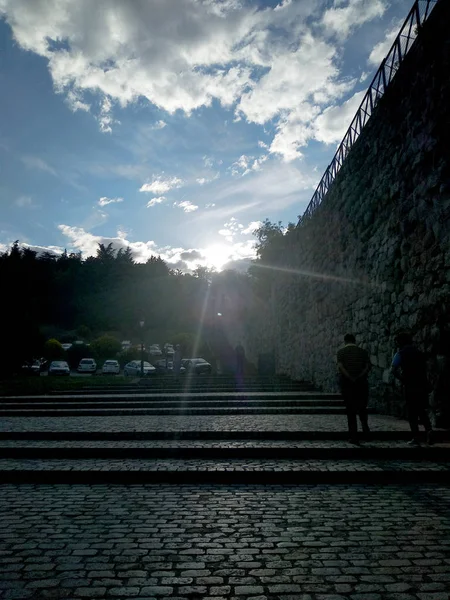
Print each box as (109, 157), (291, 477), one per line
(391, 331), (434, 446)
(336, 333), (371, 445)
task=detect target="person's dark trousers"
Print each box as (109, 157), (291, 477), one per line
(340, 378), (370, 439)
(405, 387), (432, 438)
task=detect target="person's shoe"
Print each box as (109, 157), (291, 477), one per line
(426, 430), (434, 446)
(407, 438), (421, 447)
(348, 438), (360, 446)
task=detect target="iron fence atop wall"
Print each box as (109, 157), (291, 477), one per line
(298, 0), (439, 225)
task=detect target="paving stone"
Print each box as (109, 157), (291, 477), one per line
(234, 585), (264, 595)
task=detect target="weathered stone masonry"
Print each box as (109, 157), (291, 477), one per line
(240, 0), (450, 424)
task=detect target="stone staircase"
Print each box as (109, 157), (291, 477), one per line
(0, 376), (449, 484)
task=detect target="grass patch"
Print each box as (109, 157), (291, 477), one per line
(0, 375), (131, 396)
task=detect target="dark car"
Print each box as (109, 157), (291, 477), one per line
(21, 359), (42, 376)
(181, 358), (212, 375)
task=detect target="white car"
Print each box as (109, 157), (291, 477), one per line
(149, 344), (162, 356)
(102, 359), (120, 375)
(77, 358), (97, 373)
(48, 361), (70, 376)
(123, 360), (156, 377)
(61, 343), (73, 351)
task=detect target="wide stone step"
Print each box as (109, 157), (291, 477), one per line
(1, 457), (449, 484)
(0, 399), (344, 410)
(50, 385), (317, 394)
(1, 430), (448, 441)
(2, 391), (340, 401)
(0, 406), (349, 416)
(1, 439), (449, 459)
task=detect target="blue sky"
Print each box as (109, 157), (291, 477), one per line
(0, 0), (412, 271)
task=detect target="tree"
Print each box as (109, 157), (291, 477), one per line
(67, 342), (93, 369)
(43, 338), (65, 360)
(76, 325), (92, 341)
(90, 335), (121, 360)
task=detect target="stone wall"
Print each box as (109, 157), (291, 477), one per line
(236, 0), (450, 424)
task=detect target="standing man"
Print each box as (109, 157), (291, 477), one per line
(391, 331), (433, 446)
(337, 333), (371, 445)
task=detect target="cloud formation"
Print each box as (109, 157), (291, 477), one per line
(0, 0), (389, 160)
(174, 200), (199, 213)
(368, 19), (402, 67)
(98, 196), (124, 207)
(56, 224), (256, 271)
(146, 196), (166, 208)
(139, 176), (183, 195)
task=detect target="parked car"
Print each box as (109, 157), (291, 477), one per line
(61, 343), (73, 351)
(21, 359), (42, 376)
(164, 343), (174, 356)
(123, 360), (156, 377)
(48, 360), (70, 376)
(181, 358), (212, 375)
(102, 359), (120, 375)
(154, 359), (186, 374)
(77, 358), (97, 373)
(149, 344), (162, 356)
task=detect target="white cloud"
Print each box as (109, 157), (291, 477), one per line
(152, 120), (167, 130)
(98, 196), (124, 207)
(231, 155), (252, 177)
(146, 196), (166, 208)
(368, 20), (402, 67)
(313, 89), (366, 144)
(191, 160), (317, 223)
(97, 96), (118, 133)
(322, 0), (387, 40)
(66, 89), (90, 112)
(231, 153), (269, 176)
(242, 220), (262, 235)
(56, 224), (255, 271)
(0, 0), (385, 157)
(139, 176), (183, 195)
(174, 200), (199, 213)
(21, 155), (57, 176)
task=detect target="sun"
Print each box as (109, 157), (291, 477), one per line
(204, 243), (232, 271)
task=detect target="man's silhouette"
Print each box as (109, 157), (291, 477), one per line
(337, 333), (371, 445)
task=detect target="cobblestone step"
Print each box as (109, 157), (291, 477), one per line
(0, 413), (431, 433)
(3, 390), (339, 401)
(0, 398), (343, 409)
(0, 406), (349, 416)
(53, 383), (318, 394)
(1, 457), (449, 484)
(1, 439), (449, 459)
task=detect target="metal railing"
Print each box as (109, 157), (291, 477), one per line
(298, 0), (439, 225)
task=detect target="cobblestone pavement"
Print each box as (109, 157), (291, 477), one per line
(0, 414), (413, 433)
(1, 458), (450, 472)
(2, 440), (448, 449)
(0, 484), (449, 599)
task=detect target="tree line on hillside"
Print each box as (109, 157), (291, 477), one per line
(0, 229), (284, 376)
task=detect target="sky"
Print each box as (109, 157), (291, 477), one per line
(0, 0), (412, 272)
